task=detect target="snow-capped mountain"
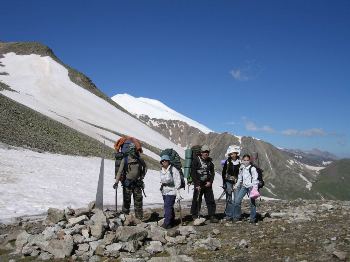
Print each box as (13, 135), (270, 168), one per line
(0, 42), (184, 161)
(281, 148), (338, 167)
(112, 94), (213, 134)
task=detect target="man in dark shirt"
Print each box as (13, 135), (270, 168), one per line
(190, 145), (218, 223)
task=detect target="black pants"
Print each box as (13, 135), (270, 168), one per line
(191, 186), (216, 217)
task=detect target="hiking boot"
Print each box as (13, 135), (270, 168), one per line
(192, 215), (198, 221)
(161, 223), (173, 229)
(249, 219), (257, 224)
(210, 216), (219, 223)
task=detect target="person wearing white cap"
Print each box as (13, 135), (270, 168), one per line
(159, 155), (182, 229)
(222, 145), (241, 220)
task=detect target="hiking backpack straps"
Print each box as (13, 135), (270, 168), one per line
(248, 165), (265, 189)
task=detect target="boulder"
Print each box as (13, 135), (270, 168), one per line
(194, 237), (221, 251)
(91, 224), (105, 239)
(75, 207), (90, 217)
(73, 234), (85, 244)
(165, 235), (186, 244)
(103, 231), (117, 245)
(105, 243), (122, 257)
(91, 210), (107, 227)
(333, 251), (348, 261)
(193, 218), (206, 226)
(177, 226), (197, 237)
(238, 239), (248, 248)
(89, 255), (102, 262)
(116, 226), (148, 242)
(124, 214), (142, 226)
(149, 225), (167, 243)
(123, 240), (140, 253)
(45, 235), (74, 259)
(145, 241), (164, 255)
(38, 251), (53, 261)
(89, 240), (104, 253)
(148, 255), (194, 262)
(15, 230), (31, 253)
(45, 208), (65, 225)
(76, 243), (90, 256)
(68, 215), (88, 227)
(82, 228), (90, 239)
(22, 244), (36, 256)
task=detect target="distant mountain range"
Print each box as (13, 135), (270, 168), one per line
(0, 41), (348, 200)
(280, 148), (338, 167)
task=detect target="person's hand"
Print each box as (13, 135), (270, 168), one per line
(113, 182), (118, 189)
(176, 190), (183, 201)
(205, 182), (211, 187)
(195, 186), (201, 191)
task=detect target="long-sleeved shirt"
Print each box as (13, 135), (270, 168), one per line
(222, 158), (240, 183)
(190, 155), (215, 187)
(160, 165), (181, 195)
(236, 164), (259, 189)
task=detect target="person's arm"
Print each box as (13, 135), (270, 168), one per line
(115, 158), (125, 183)
(222, 161), (227, 185)
(191, 156), (200, 187)
(235, 168), (243, 188)
(209, 162), (215, 184)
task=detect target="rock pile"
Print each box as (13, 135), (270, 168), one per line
(12, 202), (221, 261)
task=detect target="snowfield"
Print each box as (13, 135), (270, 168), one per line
(0, 144), (226, 223)
(112, 94), (213, 134)
(0, 53), (184, 159)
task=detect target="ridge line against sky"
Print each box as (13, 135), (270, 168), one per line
(1, 0), (349, 157)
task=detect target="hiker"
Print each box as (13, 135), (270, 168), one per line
(222, 145), (241, 220)
(115, 143), (147, 220)
(159, 155), (182, 229)
(190, 145), (218, 223)
(232, 154), (259, 223)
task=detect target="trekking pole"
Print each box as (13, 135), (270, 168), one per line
(142, 188), (147, 198)
(217, 186), (226, 201)
(178, 198), (184, 225)
(115, 184), (118, 213)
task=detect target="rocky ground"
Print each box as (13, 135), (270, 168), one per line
(0, 199), (349, 262)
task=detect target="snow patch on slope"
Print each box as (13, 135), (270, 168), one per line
(298, 173), (313, 190)
(112, 93), (213, 134)
(0, 144), (226, 221)
(0, 53), (184, 159)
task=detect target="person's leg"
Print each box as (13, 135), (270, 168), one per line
(122, 187), (131, 215)
(224, 181), (234, 218)
(191, 188), (203, 218)
(133, 187), (143, 220)
(249, 196), (257, 222)
(190, 188), (199, 217)
(232, 187), (248, 220)
(163, 195), (176, 227)
(202, 187), (217, 223)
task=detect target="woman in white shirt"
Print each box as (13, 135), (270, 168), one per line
(232, 154), (259, 223)
(159, 155), (182, 229)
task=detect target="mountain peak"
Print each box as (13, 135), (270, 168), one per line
(112, 93), (213, 134)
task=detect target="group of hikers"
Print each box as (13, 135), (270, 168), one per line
(113, 137), (263, 229)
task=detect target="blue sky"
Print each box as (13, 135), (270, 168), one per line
(1, 0), (349, 157)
